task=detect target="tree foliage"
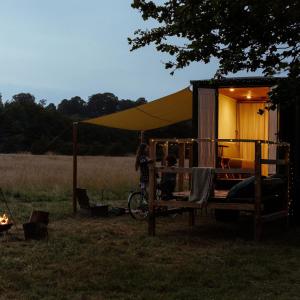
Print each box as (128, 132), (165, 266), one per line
(86, 93), (118, 118)
(57, 96), (86, 118)
(0, 91), (190, 155)
(0, 93), (68, 153)
(129, 0), (299, 80)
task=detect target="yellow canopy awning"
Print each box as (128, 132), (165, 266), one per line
(82, 87), (192, 131)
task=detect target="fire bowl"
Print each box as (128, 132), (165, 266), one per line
(0, 223), (13, 233)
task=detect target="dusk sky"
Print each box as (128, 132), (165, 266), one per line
(0, 0), (261, 104)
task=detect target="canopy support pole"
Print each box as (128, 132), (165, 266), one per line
(72, 122), (78, 213)
(148, 140), (156, 236)
(140, 131), (145, 143)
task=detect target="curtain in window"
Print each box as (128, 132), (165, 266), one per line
(238, 103), (268, 174)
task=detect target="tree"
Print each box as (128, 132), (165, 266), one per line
(129, 0), (299, 81)
(0, 93), (3, 112)
(45, 103), (57, 112)
(117, 99), (136, 111)
(12, 93), (35, 104)
(136, 97), (147, 105)
(57, 96), (86, 118)
(86, 93), (119, 117)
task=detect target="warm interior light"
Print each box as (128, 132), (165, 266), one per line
(246, 95), (252, 99)
(229, 88), (235, 92)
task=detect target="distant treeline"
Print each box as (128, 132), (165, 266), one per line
(0, 92), (192, 156)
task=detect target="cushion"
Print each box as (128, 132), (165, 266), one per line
(226, 176), (255, 200)
(226, 175), (285, 203)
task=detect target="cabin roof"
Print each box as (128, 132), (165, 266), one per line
(191, 76), (286, 88)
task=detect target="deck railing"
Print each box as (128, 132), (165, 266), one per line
(147, 138), (290, 241)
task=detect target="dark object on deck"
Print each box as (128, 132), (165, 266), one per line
(23, 210), (49, 240)
(76, 188), (108, 217)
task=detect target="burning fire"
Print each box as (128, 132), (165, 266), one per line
(0, 214), (9, 225)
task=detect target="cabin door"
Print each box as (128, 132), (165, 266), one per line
(198, 88), (216, 167)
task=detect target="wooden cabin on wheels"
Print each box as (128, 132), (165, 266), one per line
(73, 76), (295, 241)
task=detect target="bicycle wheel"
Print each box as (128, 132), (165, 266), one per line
(128, 191), (148, 220)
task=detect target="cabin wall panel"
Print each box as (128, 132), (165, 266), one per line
(198, 88), (216, 167)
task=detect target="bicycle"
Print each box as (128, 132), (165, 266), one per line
(128, 182), (161, 220)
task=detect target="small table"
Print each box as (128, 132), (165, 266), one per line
(217, 144), (229, 157)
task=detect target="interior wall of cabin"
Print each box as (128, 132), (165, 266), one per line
(218, 89), (274, 175)
(218, 94), (239, 158)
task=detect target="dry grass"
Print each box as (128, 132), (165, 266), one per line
(1, 155), (300, 299)
(0, 154), (139, 200)
(1, 214), (300, 300)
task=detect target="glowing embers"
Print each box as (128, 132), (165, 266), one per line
(0, 213), (12, 233)
(0, 214), (9, 225)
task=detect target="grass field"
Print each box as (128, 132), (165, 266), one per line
(0, 154), (139, 202)
(1, 154), (300, 299)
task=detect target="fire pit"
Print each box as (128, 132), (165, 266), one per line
(0, 214), (13, 233)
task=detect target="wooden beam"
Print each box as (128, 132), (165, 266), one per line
(148, 140), (156, 236)
(192, 84), (198, 166)
(161, 142), (168, 166)
(140, 131), (145, 143)
(215, 168), (254, 174)
(188, 143), (193, 187)
(156, 200), (258, 211)
(284, 146), (290, 220)
(261, 210), (288, 223)
(178, 143), (185, 191)
(254, 141), (262, 241)
(150, 138), (287, 146)
(156, 166), (254, 175)
(260, 159), (288, 165)
(72, 122), (78, 213)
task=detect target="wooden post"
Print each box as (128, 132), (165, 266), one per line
(284, 145), (290, 228)
(178, 143), (185, 191)
(254, 141), (262, 241)
(140, 131), (145, 143)
(188, 142), (194, 187)
(188, 208), (196, 227)
(293, 102), (300, 224)
(192, 85), (198, 166)
(148, 140), (156, 236)
(162, 142), (168, 166)
(73, 122), (78, 213)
